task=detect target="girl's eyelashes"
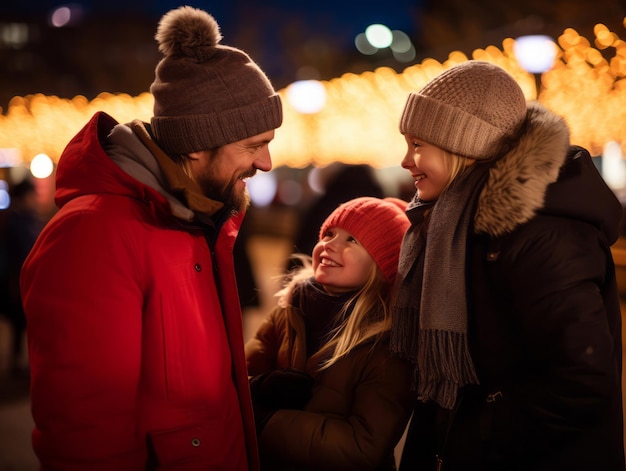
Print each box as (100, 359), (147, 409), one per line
(321, 230), (358, 244)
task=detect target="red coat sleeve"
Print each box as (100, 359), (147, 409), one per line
(22, 205), (146, 470)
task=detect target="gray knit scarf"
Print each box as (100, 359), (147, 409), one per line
(391, 164), (489, 409)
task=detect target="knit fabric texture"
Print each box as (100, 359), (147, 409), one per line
(319, 197), (410, 284)
(399, 61), (527, 160)
(150, 6), (283, 156)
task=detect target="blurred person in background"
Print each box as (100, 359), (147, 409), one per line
(391, 61), (624, 470)
(290, 163), (384, 260)
(1, 178), (43, 378)
(20, 6), (282, 471)
(246, 197), (414, 470)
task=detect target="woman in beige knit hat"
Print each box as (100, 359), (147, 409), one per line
(391, 60), (624, 470)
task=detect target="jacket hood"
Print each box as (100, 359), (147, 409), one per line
(541, 145), (623, 244)
(473, 102), (622, 244)
(54, 112), (228, 227)
(55, 112), (168, 212)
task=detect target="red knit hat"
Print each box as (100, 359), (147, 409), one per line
(319, 197), (410, 284)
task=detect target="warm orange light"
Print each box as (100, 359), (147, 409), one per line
(1, 20), (625, 169)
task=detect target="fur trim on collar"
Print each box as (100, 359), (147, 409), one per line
(474, 102), (570, 237)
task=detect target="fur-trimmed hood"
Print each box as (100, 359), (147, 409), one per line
(473, 102), (622, 244)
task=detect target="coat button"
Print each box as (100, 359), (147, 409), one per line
(486, 251), (500, 261)
(194, 263), (202, 272)
(191, 438), (200, 447)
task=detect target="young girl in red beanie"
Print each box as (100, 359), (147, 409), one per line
(245, 196), (414, 470)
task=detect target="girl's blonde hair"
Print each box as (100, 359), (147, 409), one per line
(277, 254), (393, 371)
(442, 148), (475, 191)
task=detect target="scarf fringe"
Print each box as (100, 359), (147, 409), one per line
(416, 329), (480, 409)
(390, 306), (421, 362)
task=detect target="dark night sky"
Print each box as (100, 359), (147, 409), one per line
(3, 0), (420, 43)
(2, 0), (422, 93)
(5, 0), (620, 109)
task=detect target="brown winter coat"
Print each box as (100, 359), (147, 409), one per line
(246, 304), (415, 471)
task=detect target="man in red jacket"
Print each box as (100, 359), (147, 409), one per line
(20, 6), (282, 471)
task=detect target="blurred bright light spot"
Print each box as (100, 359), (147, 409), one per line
(49, 4), (84, 28)
(30, 153), (54, 179)
(11, 165), (30, 183)
(307, 167), (325, 194)
(390, 30), (412, 53)
(248, 171), (277, 207)
(0, 23), (28, 48)
(286, 80), (327, 114)
(355, 32), (378, 55)
(393, 44), (416, 63)
(0, 191), (9, 210)
(277, 179), (303, 206)
(513, 35), (557, 73)
(0, 180), (9, 209)
(0, 148), (22, 167)
(50, 7), (72, 27)
(602, 141), (626, 190)
(365, 24), (393, 49)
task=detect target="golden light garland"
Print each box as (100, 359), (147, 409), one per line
(1, 19), (625, 169)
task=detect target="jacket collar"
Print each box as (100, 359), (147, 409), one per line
(130, 120), (224, 223)
(474, 102), (570, 237)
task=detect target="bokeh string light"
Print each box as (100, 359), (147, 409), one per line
(0, 19), (625, 170)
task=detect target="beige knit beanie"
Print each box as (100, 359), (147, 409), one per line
(150, 6), (283, 156)
(399, 61), (527, 159)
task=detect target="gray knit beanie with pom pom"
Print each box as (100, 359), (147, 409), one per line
(150, 6), (283, 156)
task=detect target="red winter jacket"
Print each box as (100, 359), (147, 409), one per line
(20, 112), (259, 471)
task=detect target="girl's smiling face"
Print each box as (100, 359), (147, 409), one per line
(401, 135), (450, 202)
(312, 227), (375, 295)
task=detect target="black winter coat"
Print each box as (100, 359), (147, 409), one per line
(400, 104), (625, 471)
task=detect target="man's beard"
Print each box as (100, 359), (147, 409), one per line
(197, 170), (253, 215)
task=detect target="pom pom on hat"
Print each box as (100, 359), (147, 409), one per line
(319, 197), (410, 284)
(150, 6), (283, 156)
(399, 61), (527, 160)
(155, 6), (222, 61)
